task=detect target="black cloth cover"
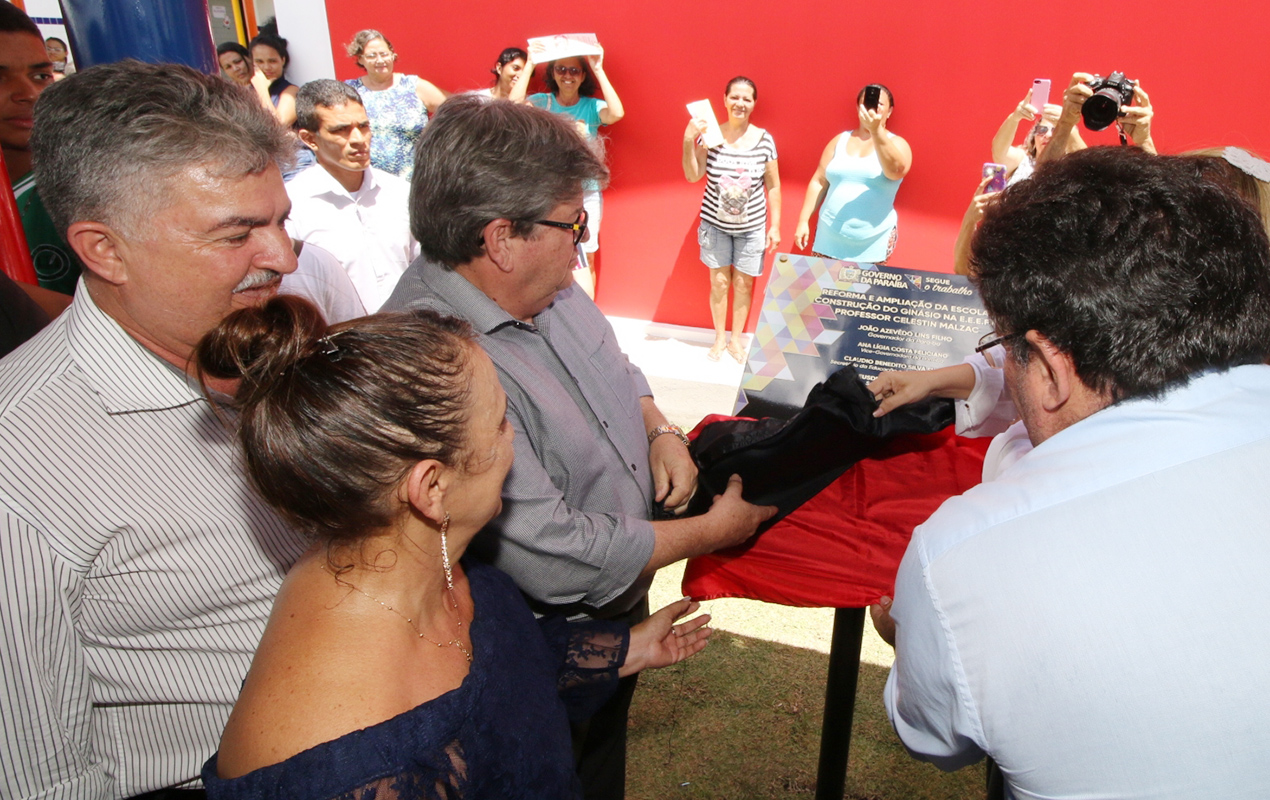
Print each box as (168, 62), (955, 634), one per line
(685, 365), (954, 531)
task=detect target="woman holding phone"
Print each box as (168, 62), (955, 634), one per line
(794, 84), (911, 264)
(683, 76), (780, 363)
(990, 90), (1074, 186)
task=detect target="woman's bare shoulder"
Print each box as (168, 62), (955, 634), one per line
(213, 569), (422, 778)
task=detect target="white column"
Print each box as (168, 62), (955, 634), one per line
(272, 0), (334, 84)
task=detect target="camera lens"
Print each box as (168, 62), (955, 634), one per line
(1082, 91), (1121, 131)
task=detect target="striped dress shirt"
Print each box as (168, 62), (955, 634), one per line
(383, 261), (657, 619)
(0, 284), (307, 798)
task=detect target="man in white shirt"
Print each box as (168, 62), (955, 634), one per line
(285, 80), (418, 312)
(281, 240), (367, 323)
(0, 60), (308, 797)
(873, 147), (1270, 799)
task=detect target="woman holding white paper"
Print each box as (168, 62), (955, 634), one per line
(512, 40), (625, 299)
(683, 77), (781, 363)
(794, 84), (911, 264)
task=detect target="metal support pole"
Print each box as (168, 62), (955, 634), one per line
(814, 607), (866, 800)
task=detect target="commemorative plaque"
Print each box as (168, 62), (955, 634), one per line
(735, 254), (990, 419)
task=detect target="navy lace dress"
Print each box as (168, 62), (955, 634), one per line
(201, 560), (627, 799)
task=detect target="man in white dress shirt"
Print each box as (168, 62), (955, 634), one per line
(0, 61), (308, 798)
(285, 80), (417, 312)
(873, 147), (1270, 799)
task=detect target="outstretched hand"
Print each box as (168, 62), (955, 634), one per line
(868, 363), (976, 417)
(869, 370), (942, 417)
(587, 46), (605, 72)
(685, 117), (709, 143)
(858, 103), (885, 135)
(1012, 91), (1038, 122)
(1120, 83), (1155, 153)
(1060, 72), (1095, 123)
(621, 597), (712, 676)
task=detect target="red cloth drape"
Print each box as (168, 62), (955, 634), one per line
(0, 155), (36, 284)
(682, 420), (990, 608)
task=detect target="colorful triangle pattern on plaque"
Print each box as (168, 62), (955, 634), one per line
(741, 255), (848, 392)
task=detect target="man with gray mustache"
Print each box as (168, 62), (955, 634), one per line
(0, 61), (309, 798)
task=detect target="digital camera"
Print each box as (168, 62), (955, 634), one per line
(1082, 72), (1136, 131)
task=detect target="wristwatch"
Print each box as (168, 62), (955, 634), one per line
(647, 423), (690, 448)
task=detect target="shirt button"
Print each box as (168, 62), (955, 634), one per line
(630, 464), (637, 471)
(602, 421), (609, 428)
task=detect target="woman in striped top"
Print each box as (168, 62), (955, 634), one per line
(683, 76), (781, 363)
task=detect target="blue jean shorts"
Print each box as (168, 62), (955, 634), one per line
(699, 220), (765, 277)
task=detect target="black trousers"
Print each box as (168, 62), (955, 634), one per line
(569, 598), (648, 800)
(570, 670), (640, 800)
(129, 790), (206, 799)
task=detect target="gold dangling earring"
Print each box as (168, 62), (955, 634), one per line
(440, 512), (453, 593)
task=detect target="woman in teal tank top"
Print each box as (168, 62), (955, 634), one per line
(513, 42), (626, 300)
(795, 84), (912, 264)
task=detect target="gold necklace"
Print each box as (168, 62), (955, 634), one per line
(324, 565), (473, 663)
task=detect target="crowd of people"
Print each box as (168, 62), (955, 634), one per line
(3, 6), (1270, 800)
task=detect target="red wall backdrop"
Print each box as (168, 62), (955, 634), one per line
(323, 0), (1270, 328)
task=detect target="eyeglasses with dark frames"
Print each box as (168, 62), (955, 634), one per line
(975, 330), (1026, 354)
(534, 210), (589, 246)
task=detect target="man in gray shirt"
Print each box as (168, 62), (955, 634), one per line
(384, 96), (773, 798)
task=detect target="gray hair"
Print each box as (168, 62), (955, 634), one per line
(410, 96), (609, 267)
(31, 60), (294, 238)
(345, 29), (392, 64)
(296, 79), (364, 132)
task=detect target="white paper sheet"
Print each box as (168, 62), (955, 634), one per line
(527, 33), (603, 63)
(686, 99), (725, 149)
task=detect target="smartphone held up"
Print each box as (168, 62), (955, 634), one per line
(983, 163), (1007, 194)
(863, 85), (882, 112)
(1031, 78), (1050, 114)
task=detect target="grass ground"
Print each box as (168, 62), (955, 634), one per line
(626, 562), (984, 800)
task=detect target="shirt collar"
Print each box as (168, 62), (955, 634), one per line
(297, 162), (376, 203)
(414, 259), (544, 335)
(65, 279), (207, 414)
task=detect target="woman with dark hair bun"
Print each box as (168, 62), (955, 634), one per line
(248, 31), (315, 178)
(474, 46), (528, 101)
(248, 32), (298, 126)
(196, 297), (710, 799)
